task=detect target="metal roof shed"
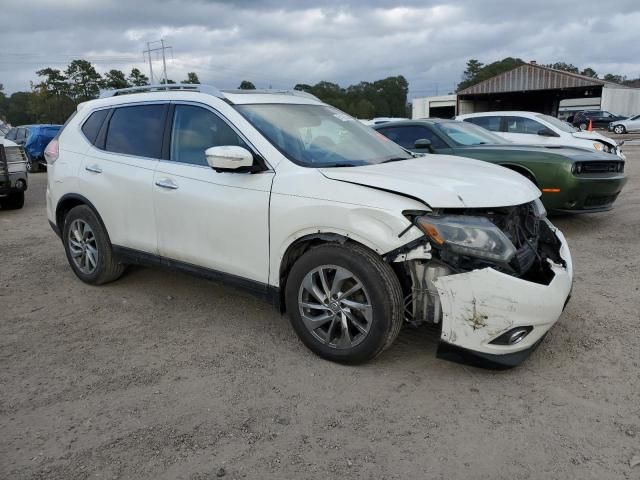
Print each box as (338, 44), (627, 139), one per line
(457, 63), (638, 116)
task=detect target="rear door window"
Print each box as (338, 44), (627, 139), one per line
(464, 116), (502, 132)
(105, 104), (168, 158)
(504, 116), (546, 135)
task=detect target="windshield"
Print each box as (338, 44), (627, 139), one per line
(235, 104), (413, 167)
(538, 114), (578, 133)
(436, 121), (508, 145)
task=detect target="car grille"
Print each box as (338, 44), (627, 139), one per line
(573, 161), (624, 174)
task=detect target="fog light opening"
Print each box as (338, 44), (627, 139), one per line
(490, 326), (534, 345)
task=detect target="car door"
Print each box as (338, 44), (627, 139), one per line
(78, 103), (167, 255)
(502, 116), (556, 145)
(629, 115), (640, 132)
(153, 103), (274, 284)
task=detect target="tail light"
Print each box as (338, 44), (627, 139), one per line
(44, 139), (59, 164)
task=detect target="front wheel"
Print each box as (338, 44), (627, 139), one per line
(62, 205), (125, 285)
(285, 243), (404, 364)
(614, 125), (626, 134)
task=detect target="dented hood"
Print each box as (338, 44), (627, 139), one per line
(572, 130), (616, 145)
(319, 155), (540, 209)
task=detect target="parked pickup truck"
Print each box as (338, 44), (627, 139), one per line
(0, 138), (28, 209)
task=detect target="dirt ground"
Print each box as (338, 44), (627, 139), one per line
(1, 148), (639, 480)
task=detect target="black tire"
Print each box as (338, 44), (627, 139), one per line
(62, 205), (125, 285)
(613, 125), (626, 134)
(284, 242), (404, 364)
(0, 191), (25, 210)
(26, 154), (37, 173)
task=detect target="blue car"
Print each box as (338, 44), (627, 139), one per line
(5, 124), (62, 172)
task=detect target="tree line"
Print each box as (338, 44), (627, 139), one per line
(0, 60), (201, 125)
(457, 57), (640, 92)
(0, 58), (410, 126)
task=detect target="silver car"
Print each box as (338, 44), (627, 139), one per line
(609, 114), (640, 134)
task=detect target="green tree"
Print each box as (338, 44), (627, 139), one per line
(34, 68), (69, 96)
(65, 59), (102, 100)
(128, 68), (149, 87)
(603, 73), (625, 84)
(160, 78), (176, 84)
(183, 72), (200, 84)
(546, 62), (579, 73)
(457, 57), (525, 91)
(580, 67), (598, 78)
(238, 80), (256, 89)
(5, 92), (34, 125)
(103, 69), (130, 89)
(293, 83), (313, 92)
(28, 91), (76, 124)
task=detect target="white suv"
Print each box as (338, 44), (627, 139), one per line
(46, 84), (573, 367)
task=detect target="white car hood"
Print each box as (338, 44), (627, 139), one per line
(572, 130), (614, 144)
(320, 155), (540, 209)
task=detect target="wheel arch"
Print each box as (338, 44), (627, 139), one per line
(277, 232), (387, 313)
(498, 163), (538, 186)
(56, 193), (109, 237)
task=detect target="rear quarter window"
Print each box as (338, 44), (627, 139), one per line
(81, 110), (109, 145)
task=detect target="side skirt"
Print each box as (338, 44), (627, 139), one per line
(112, 246), (281, 309)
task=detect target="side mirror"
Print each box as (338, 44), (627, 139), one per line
(205, 146), (254, 172)
(537, 128), (558, 137)
(414, 138), (434, 153)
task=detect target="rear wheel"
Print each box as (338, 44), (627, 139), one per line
(26, 154), (39, 173)
(613, 125), (626, 134)
(62, 205), (125, 285)
(0, 191), (24, 210)
(285, 243), (403, 364)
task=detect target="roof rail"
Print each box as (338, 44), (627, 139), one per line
(100, 83), (225, 99)
(221, 88), (321, 101)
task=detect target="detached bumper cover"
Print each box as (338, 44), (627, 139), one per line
(434, 226), (573, 366)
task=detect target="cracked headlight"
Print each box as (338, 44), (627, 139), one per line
(416, 215), (517, 262)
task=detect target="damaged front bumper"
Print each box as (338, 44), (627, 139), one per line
(433, 226), (573, 367)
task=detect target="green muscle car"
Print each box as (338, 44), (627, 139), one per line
(374, 119), (627, 213)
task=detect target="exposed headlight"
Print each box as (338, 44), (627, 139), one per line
(416, 215), (517, 262)
(532, 198), (547, 218)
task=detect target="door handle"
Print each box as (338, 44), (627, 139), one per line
(155, 178), (179, 190)
(85, 164), (102, 174)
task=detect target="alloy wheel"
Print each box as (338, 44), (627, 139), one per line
(68, 219), (99, 274)
(298, 265), (372, 349)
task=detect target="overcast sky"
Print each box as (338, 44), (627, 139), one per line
(1, 0), (639, 99)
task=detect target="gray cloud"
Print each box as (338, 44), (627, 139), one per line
(1, 0), (639, 99)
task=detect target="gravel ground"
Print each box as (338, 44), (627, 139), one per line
(1, 149), (639, 480)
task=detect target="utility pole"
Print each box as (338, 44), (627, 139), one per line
(144, 42), (155, 84)
(143, 39), (172, 84)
